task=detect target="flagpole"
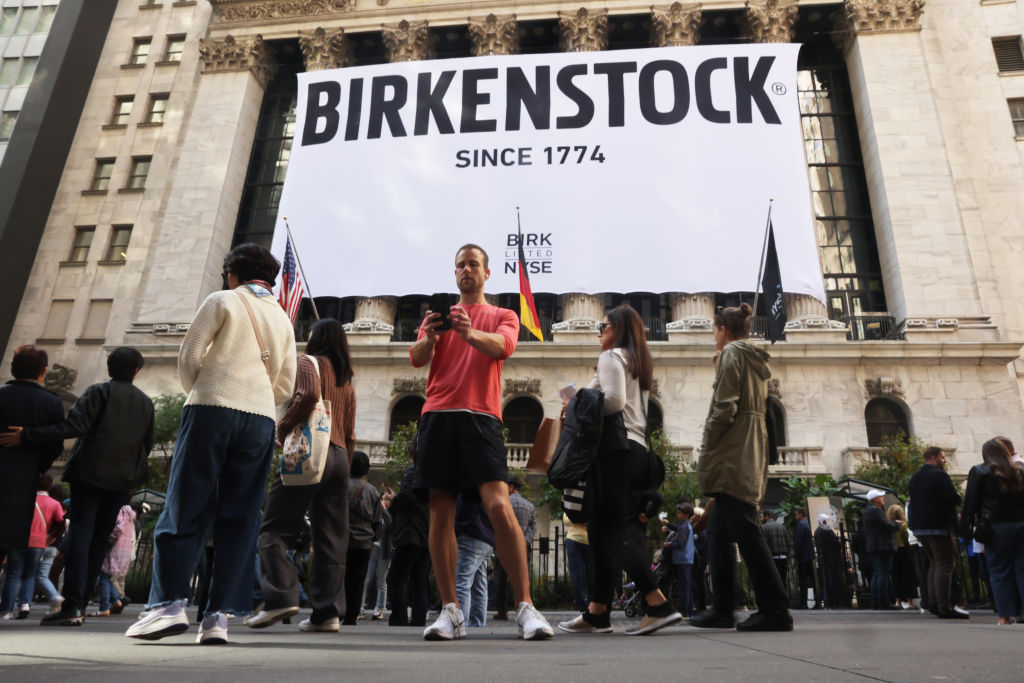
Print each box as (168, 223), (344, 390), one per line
(282, 217), (320, 321)
(752, 199), (773, 315)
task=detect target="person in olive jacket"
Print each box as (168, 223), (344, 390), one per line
(1, 347), (153, 626)
(691, 304), (792, 633)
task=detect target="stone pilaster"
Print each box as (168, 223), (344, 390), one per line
(298, 27), (353, 70)
(553, 293), (604, 341)
(650, 3), (703, 47)
(468, 14), (519, 56)
(347, 296), (397, 342)
(135, 38), (275, 327)
(381, 19), (434, 62)
(558, 8), (609, 52)
(666, 293), (714, 340)
(744, 0), (799, 43)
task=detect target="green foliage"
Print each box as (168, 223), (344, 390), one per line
(537, 477), (565, 519)
(779, 473), (840, 525)
(653, 428), (701, 509)
(382, 421), (417, 489)
(852, 431), (925, 501)
(530, 574), (574, 610)
(144, 393), (186, 493)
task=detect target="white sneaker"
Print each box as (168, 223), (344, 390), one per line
(515, 602), (554, 640)
(299, 616), (340, 632)
(48, 596), (65, 615)
(953, 605), (970, 617)
(17, 603), (30, 619)
(1, 611), (16, 621)
(423, 603), (466, 641)
(125, 602), (190, 640)
(197, 613), (229, 645)
(244, 606), (299, 629)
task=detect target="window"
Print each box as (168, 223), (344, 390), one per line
(128, 37), (151, 66)
(36, 6), (56, 33)
(67, 227), (95, 263)
(14, 6), (38, 34)
(126, 156), (151, 189)
(111, 96), (134, 126)
(105, 225), (132, 261)
(0, 58), (18, 86)
(645, 399), (663, 442)
(1009, 99), (1024, 136)
(41, 300), (74, 340)
(163, 35), (185, 62)
(502, 396), (543, 444)
(0, 111), (16, 141)
(80, 300), (113, 341)
(865, 398), (910, 447)
(389, 395), (425, 439)
(16, 57), (38, 86)
(90, 159), (115, 191)
(0, 9), (17, 34)
(992, 36), (1024, 73)
(146, 93), (168, 123)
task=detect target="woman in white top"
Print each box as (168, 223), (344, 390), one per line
(558, 305), (681, 636)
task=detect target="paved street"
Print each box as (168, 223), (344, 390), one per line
(0, 606), (1018, 682)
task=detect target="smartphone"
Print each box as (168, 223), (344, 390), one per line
(429, 293), (454, 332)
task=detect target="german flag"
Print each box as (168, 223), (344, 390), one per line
(517, 224), (544, 342)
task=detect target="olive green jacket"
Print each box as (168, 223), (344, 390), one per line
(698, 340), (772, 507)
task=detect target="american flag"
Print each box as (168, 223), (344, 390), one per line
(278, 234), (305, 323)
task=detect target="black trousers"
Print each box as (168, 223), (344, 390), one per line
(707, 493), (788, 614)
(590, 440), (659, 606)
(258, 444), (350, 622)
(493, 556), (509, 614)
(63, 482), (129, 611)
(387, 544), (430, 626)
(798, 560), (819, 608)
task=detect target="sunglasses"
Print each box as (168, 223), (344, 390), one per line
(598, 322), (611, 333)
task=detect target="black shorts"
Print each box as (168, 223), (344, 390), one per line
(414, 411), (508, 494)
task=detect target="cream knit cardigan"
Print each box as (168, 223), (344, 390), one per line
(178, 286), (297, 421)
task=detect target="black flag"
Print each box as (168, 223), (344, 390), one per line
(761, 220), (787, 343)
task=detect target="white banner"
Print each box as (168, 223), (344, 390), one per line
(274, 44), (824, 302)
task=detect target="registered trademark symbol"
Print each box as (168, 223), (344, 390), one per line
(771, 82), (787, 95)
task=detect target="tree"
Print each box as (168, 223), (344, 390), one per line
(381, 421), (417, 490)
(779, 473), (841, 525)
(852, 431), (925, 501)
(146, 393), (186, 492)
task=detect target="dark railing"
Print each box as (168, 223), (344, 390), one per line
(844, 315), (901, 341)
(643, 316), (668, 342)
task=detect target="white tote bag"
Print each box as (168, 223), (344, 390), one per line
(280, 355), (332, 486)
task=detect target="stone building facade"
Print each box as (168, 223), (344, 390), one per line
(4, 0), (1024, 504)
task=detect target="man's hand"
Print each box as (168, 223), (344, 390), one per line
(421, 310), (444, 342)
(449, 305), (472, 341)
(0, 426), (24, 447)
(410, 310), (445, 366)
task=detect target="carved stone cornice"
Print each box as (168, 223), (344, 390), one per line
(843, 0), (925, 33)
(299, 27), (353, 70)
(650, 3), (703, 48)
(393, 377), (427, 395)
(865, 376), (905, 399)
(198, 35), (278, 88)
(211, 0), (353, 24)
(382, 19), (434, 62)
(744, 0), (799, 43)
(468, 13), (519, 56)
(504, 377), (541, 397)
(558, 8), (609, 53)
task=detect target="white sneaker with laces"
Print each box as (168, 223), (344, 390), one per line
(244, 606), (299, 629)
(423, 603), (466, 641)
(197, 613), (229, 645)
(515, 602), (554, 640)
(125, 602), (190, 640)
(299, 616), (340, 632)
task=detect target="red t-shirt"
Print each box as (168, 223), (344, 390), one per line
(411, 303), (519, 420)
(29, 493), (65, 549)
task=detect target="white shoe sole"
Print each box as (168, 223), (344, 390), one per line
(300, 620), (340, 633)
(557, 622), (612, 634)
(127, 618), (190, 641)
(245, 606), (299, 629)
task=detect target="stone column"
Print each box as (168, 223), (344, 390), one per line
(134, 35), (277, 328)
(557, 8), (609, 52)
(382, 19), (434, 62)
(298, 27), (354, 70)
(468, 14), (519, 56)
(350, 296), (397, 341)
(666, 293), (715, 340)
(743, 0), (799, 43)
(650, 3), (703, 47)
(553, 294), (605, 341)
(837, 0), (986, 340)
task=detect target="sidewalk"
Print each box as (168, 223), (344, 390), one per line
(0, 606), (1017, 682)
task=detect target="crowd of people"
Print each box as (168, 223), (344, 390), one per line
(2, 241), (1023, 647)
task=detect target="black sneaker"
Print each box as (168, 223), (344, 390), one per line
(689, 608), (736, 629)
(937, 609), (970, 620)
(736, 610), (794, 632)
(41, 607), (84, 627)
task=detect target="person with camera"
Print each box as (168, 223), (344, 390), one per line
(409, 243), (552, 641)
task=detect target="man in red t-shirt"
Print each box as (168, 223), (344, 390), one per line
(410, 244), (552, 642)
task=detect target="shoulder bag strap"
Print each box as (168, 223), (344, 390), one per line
(305, 354), (323, 401)
(235, 288), (271, 379)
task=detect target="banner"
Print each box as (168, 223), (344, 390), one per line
(273, 44), (825, 302)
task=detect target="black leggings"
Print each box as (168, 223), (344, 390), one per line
(589, 440), (658, 606)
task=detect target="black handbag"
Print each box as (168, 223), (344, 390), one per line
(973, 500), (995, 544)
(548, 388), (604, 489)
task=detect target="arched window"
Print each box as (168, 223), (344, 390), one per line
(767, 397), (787, 448)
(865, 398), (909, 447)
(645, 399), (664, 441)
(502, 396), (543, 444)
(389, 395), (424, 439)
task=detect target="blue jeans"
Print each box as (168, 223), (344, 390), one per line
(986, 520), (1024, 619)
(455, 536), (493, 627)
(565, 538), (593, 612)
(149, 405), (275, 615)
(870, 551), (894, 609)
(98, 571), (120, 611)
(361, 542), (388, 612)
(35, 546), (59, 601)
(675, 563), (693, 616)
(1, 547), (43, 612)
